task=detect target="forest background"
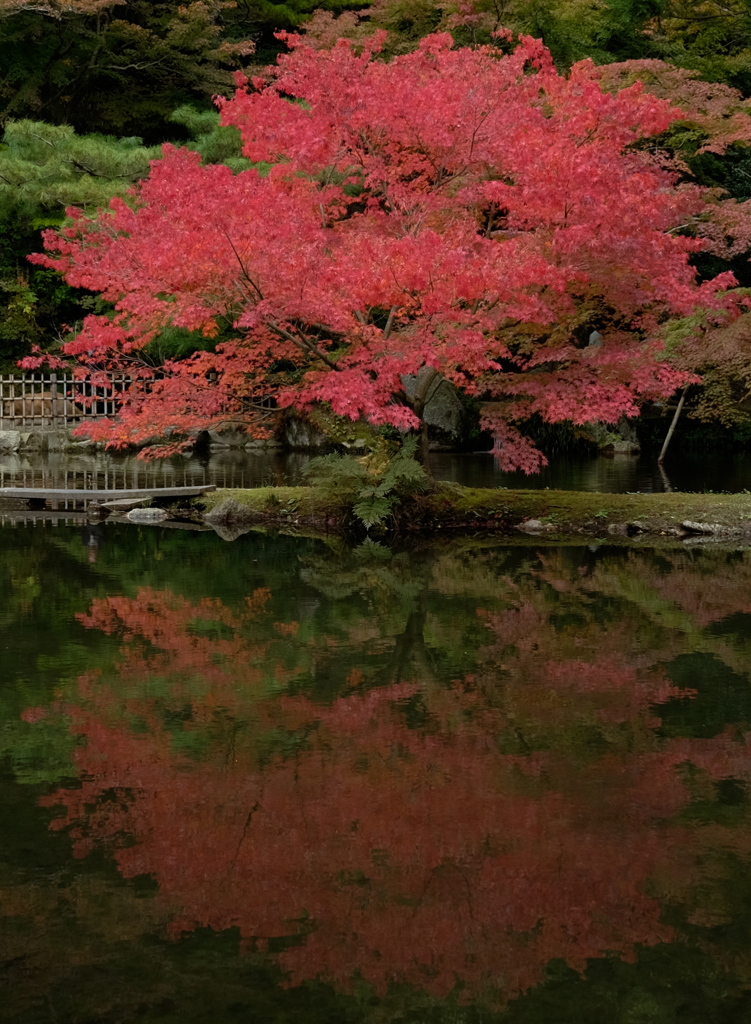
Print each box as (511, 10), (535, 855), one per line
(4, 0), (751, 457)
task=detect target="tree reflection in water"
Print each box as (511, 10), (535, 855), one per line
(19, 540), (751, 1009)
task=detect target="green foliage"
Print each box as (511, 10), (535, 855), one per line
(0, 111), (251, 367)
(305, 435), (428, 529)
(0, 1), (255, 143)
(688, 144), (751, 202)
(230, 0), (374, 63)
(314, 0), (751, 98)
(310, 0), (661, 64)
(0, 269), (41, 361)
(652, 1), (751, 97)
(0, 120), (157, 368)
(514, 0), (650, 68)
(0, 119), (163, 217)
(0, 121), (160, 367)
(659, 297), (751, 430)
(141, 324), (218, 363)
(639, 412), (751, 452)
(169, 105), (251, 173)
(377, 0), (442, 51)
(0, 0), (371, 139)
(0, 110), (250, 220)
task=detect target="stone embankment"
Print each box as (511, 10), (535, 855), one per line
(0, 427), (102, 453)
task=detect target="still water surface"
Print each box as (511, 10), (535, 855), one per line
(3, 522), (751, 1021)
(3, 447), (751, 497)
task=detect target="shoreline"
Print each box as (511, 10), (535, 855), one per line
(193, 484), (751, 543)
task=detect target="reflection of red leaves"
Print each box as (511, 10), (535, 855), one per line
(274, 621), (299, 636)
(641, 560), (751, 628)
(346, 668), (364, 688)
(21, 707), (48, 723)
(26, 561), (751, 1007)
(74, 586), (299, 698)
(33, 677), (683, 1003)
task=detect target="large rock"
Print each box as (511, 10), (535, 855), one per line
(601, 438), (641, 455)
(682, 520), (723, 535)
(194, 427), (280, 450)
(203, 500), (263, 539)
(0, 430), (20, 453)
(203, 498), (255, 525)
(583, 415), (641, 454)
(206, 428), (250, 448)
(127, 507), (168, 523)
(18, 432), (47, 451)
(245, 438), (282, 450)
(282, 415), (329, 449)
(402, 370), (465, 436)
(7, 429), (102, 453)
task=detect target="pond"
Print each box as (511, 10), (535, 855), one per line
(3, 446), (751, 499)
(3, 520), (751, 1022)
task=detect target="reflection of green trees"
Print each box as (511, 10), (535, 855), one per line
(8, 534), (751, 1019)
(7, 532), (751, 784)
(7, 531), (751, 770)
(296, 539), (488, 699)
(0, 524), (321, 783)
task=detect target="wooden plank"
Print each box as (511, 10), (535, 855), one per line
(0, 485), (217, 500)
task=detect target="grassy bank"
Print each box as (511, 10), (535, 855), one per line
(195, 484), (751, 541)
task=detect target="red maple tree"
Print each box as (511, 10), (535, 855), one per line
(29, 32), (737, 467)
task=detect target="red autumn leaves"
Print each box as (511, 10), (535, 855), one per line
(29, 33), (735, 466)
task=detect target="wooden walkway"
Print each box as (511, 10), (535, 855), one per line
(0, 484), (216, 503)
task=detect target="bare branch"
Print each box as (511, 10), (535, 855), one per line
(224, 231), (263, 301)
(267, 320), (340, 370)
(106, 59), (165, 71)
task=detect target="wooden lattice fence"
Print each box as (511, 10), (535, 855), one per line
(0, 373), (132, 429)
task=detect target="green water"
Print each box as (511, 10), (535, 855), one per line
(3, 523), (751, 1022)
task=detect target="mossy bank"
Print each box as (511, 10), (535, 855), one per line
(195, 484), (751, 542)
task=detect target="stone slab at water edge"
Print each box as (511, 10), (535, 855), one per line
(0, 428), (104, 453)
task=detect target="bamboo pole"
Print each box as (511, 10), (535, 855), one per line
(657, 385), (690, 464)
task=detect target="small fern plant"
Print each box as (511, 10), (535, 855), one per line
(304, 436), (428, 529)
